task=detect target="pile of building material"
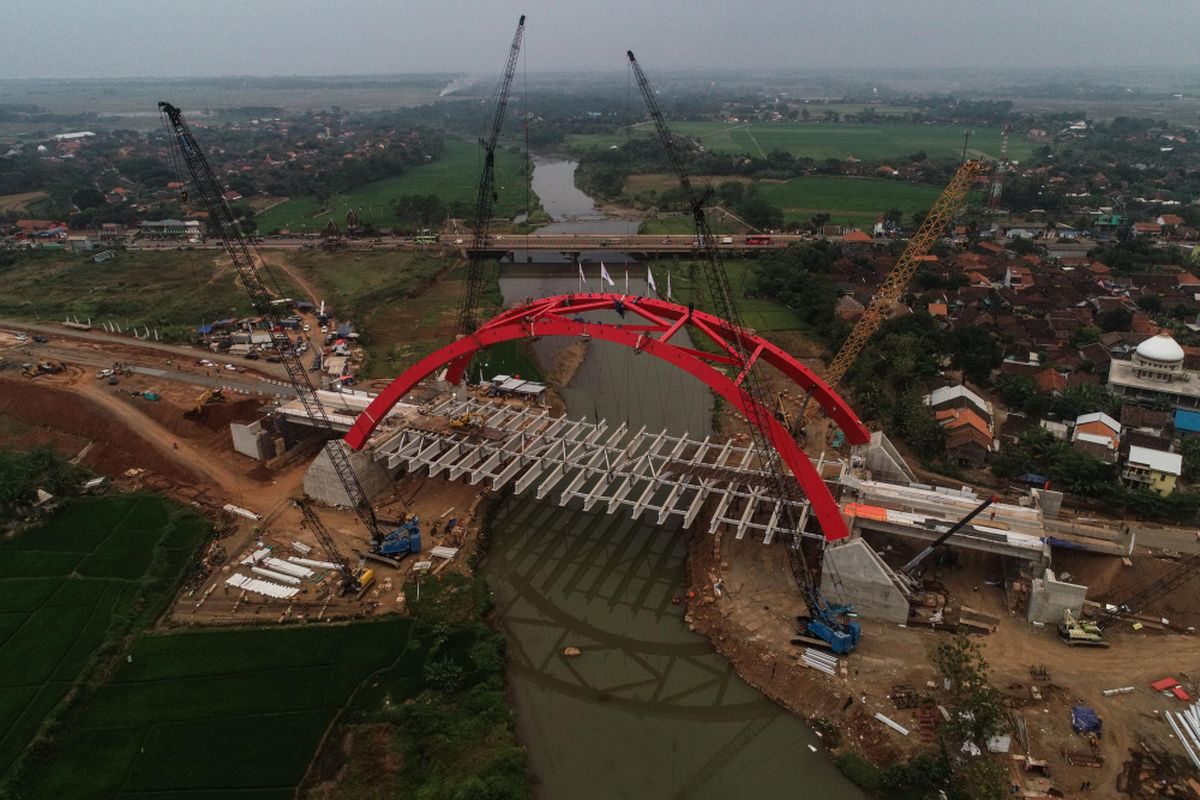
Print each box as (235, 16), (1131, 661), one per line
(261, 557), (314, 579)
(1152, 676), (1193, 702)
(1166, 700), (1200, 770)
(802, 648), (838, 676)
(225, 573), (299, 599)
(289, 556), (339, 570)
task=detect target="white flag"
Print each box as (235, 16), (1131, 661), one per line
(600, 262), (615, 287)
(646, 265), (658, 294)
(578, 263), (587, 286)
(667, 270), (672, 301)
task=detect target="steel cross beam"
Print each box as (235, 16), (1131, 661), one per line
(344, 294), (867, 541)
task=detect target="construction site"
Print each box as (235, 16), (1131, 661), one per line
(4, 22), (1200, 800)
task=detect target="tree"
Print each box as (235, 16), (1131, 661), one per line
(895, 389), (945, 458)
(932, 634), (1005, 745)
(1182, 436), (1200, 481)
(1048, 448), (1115, 496)
(733, 186), (783, 231)
(948, 327), (1001, 384)
(1070, 325), (1101, 347)
(1097, 307), (1132, 332)
(996, 374), (1037, 411)
(1137, 295), (1163, 314)
(71, 186), (105, 210)
(0, 446), (88, 518)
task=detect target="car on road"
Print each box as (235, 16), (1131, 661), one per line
(223, 364), (238, 371)
(107, 376), (119, 385)
(302, 324), (310, 332)
(15, 333), (28, 342)
(32, 335), (48, 343)
(96, 368), (115, 379)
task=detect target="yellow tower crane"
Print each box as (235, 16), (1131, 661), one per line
(802, 159), (987, 426)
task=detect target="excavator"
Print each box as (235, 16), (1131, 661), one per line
(1059, 609), (1107, 647)
(186, 388), (224, 417)
(449, 412), (484, 430)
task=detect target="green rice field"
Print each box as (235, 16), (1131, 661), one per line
(18, 621), (423, 799)
(0, 492), (522, 798)
(0, 494), (210, 779)
(256, 138), (534, 233)
(569, 120), (1033, 163)
(757, 175), (946, 226)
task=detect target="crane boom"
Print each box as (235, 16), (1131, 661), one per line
(158, 101), (384, 542)
(459, 14), (526, 335)
(627, 51), (858, 653)
(1094, 551), (1200, 630)
(901, 494), (998, 576)
(296, 498), (360, 593)
(802, 160), (985, 425)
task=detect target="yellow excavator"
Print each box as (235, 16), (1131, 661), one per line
(187, 388), (225, 417)
(1059, 609), (1107, 647)
(449, 412), (484, 430)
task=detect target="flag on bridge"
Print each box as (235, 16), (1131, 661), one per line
(646, 265), (658, 295)
(600, 262), (615, 287)
(578, 262), (587, 292)
(667, 270), (672, 301)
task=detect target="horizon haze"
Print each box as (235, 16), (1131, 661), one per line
(6, 0), (1200, 80)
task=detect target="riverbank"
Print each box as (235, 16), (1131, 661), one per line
(682, 525), (922, 776)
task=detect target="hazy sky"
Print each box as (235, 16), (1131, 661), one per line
(7, 0), (1200, 78)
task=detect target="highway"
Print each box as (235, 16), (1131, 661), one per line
(126, 232), (831, 255)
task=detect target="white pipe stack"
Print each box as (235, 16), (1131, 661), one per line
(1168, 700), (1200, 770)
(802, 648), (838, 676)
(288, 556), (339, 570)
(251, 566), (301, 585)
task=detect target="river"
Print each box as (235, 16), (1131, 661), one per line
(478, 160), (863, 799)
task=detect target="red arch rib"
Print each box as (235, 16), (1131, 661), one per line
(343, 293), (868, 541)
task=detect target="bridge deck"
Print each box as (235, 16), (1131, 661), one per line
(371, 397), (826, 544)
(842, 478), (1049, 562)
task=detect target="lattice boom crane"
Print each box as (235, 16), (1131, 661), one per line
(459, 14), (525, 335)
(627, 51), (859, 654)
(159, 101), (385, 543)
(801, 159), (985, 425)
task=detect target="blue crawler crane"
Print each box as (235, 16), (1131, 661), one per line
(367, 517), (421, 566)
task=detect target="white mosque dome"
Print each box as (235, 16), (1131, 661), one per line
(1135, 332), (1185, 364)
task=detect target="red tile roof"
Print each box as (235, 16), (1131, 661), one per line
(1035, 368), (1067, 394)
(842, 229), (873, 243)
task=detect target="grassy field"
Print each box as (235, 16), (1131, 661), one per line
(18, 621), (420, 799)
(757, 175), (946, 226)
(0, 249), (300, 341)
(3, 494), (526, 799)
(647, 259), (803, 333)
(0, 494), (210, 780)
(256, 138), (535, 234)
(569, 120), (1033, 162)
